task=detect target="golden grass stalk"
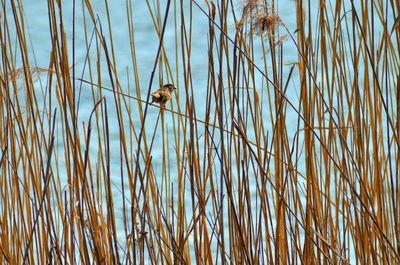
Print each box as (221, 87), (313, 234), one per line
(0, 0), (398, 263)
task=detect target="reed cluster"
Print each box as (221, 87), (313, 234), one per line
(0, 0), (399, 264)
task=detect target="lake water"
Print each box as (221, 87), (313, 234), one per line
(7, 0), (396, 263)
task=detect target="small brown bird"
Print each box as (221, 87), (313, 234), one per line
(150, 84), (176, 107)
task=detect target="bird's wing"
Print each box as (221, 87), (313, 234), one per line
(151, 91), (162, 99)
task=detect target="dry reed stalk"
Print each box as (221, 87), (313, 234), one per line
(0, 0), (398, 264)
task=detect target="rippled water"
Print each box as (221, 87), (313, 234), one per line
(10, 0), (395, 262)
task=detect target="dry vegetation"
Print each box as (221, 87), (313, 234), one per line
(0, 0), (399, 264)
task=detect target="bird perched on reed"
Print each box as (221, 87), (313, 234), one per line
(150, 84), (176, 107)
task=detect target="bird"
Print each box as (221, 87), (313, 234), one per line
(150, 84), (176, 107)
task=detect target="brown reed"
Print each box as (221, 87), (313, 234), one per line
(0, 0), (398, 264)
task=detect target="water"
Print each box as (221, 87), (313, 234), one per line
(6, 0), (397, 263)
